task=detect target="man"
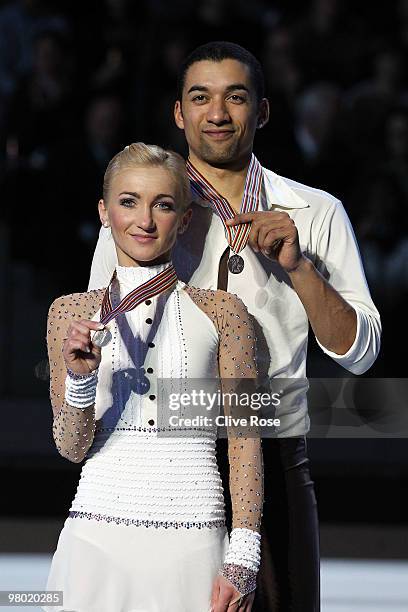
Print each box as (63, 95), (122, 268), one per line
(88, 42), (381, 611)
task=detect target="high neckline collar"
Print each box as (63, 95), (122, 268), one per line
(115, 261), (174, 289)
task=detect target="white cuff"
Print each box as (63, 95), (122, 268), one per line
(65, 371), (98, 409)
(314, 306), (381, 375)
(223, 528), (261, 571)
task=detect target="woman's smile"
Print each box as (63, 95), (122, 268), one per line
(129, 233), (158, 243)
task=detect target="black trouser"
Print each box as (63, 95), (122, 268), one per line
(217, 436), (320, 611)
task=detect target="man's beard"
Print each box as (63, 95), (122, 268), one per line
(197, 136), (241, 167)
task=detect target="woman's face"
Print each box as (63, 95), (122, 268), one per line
(99, 165), (192, 266)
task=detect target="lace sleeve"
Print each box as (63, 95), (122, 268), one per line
(215, 291), (263, 532)
(216, 291), (263, 596)
(46, 292), (102, 463)
(184, 286), (263, 597)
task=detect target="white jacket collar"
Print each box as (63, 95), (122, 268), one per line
(191, 165), (310, 211)
(262, 167), (310, 210)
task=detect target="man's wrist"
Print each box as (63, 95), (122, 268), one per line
(286, 253), (313, 277)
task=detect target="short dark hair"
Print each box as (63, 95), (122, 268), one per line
(177, 41), (265, 102)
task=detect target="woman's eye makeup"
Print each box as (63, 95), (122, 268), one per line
(119, 198), (135, 207)
(155, 201), (174, 210)
(118, 198), (175, 211)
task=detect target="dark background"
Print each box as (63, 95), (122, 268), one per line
(0, 0), (407, 554)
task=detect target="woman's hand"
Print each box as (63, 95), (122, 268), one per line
(62, 320), (103, 375)
(210, 574), (255, 612)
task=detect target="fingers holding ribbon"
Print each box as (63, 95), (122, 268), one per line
(227, 210), (302, 271)
(187, 154), (263, 276)
(63, 320), (103, 375)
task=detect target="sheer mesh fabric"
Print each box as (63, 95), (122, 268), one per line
(47, 286), (263, 531)
(184, 286), (263, 533)
(46, 290), (104, 463)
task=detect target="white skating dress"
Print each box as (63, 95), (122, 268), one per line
(44, 263), (263, 612)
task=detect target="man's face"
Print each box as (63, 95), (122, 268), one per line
(175, 59), (264, 167)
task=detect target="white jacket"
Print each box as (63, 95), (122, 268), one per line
(88, 166), (381, 436)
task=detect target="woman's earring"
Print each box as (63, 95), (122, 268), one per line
(103, 221), (112, 240)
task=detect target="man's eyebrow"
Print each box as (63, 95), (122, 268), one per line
(187, 83), (250, 95)
(225, 83), (250, 94)
(187, 85), (208, 94)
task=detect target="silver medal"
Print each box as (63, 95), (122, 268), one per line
(92, 327), (112, 348)
(228, 254), (244, 274)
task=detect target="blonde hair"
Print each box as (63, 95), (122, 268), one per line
(103, 142), (191, 211)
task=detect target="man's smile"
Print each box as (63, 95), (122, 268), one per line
(202, 129), (235, 140)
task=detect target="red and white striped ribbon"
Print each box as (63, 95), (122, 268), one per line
(186, 154), (263, 254)
(100, 263), (177, 325)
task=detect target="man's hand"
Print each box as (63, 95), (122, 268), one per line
(226, 211), (305, 273)
(210, 575), (255, 611)
(227, 213), (358, 354)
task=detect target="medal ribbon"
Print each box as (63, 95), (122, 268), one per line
(100, 263), (178, 326)
(186, 154), (263, 254)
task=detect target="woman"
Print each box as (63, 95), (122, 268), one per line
(44, 143), (263, 612)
